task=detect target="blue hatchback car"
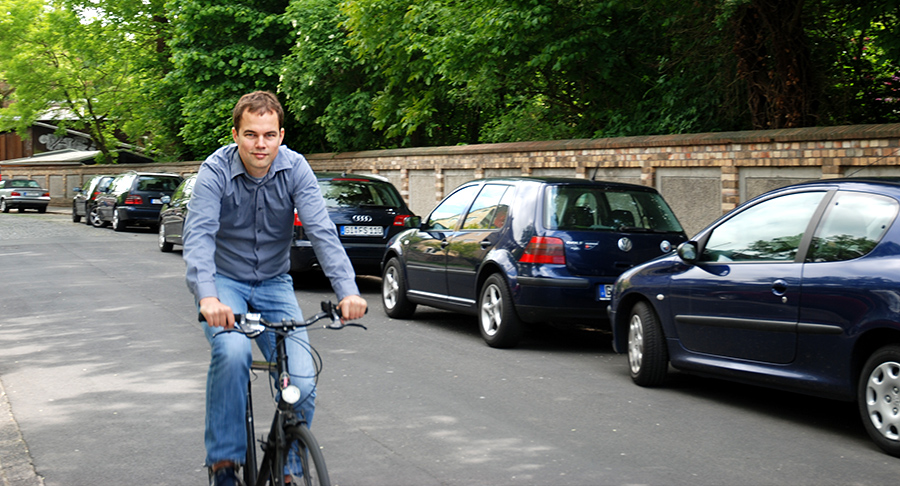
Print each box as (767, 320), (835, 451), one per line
(609, 177), (900, 457)
(382, 177), (686, 348)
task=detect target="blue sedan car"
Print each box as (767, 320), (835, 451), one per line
(609, 177), (900, 457)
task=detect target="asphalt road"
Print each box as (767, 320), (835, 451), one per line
(1, 208), (900, 485)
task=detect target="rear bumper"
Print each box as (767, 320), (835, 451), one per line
(4, 197), (50, 209)
(117, 206), (162, 224)
(513, 275), (612, 327)
(290, 241), (386, 274)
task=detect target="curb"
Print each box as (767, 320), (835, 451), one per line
(0, 380), (44, 486)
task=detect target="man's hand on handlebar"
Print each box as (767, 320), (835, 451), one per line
(338, 295), (367, 322)
(199, 297), (235, 329)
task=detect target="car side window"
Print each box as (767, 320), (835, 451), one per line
(701, 191), (826, 262)
(462, 184), (513, 230)
(426, 185), (479, 231)
(806, 192), (898, 262)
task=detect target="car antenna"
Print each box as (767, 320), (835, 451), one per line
(591, 167), (599, 181)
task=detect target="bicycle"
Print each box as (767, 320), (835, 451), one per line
(204, 301), (365, 486)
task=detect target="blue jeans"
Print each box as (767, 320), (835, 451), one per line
(202, 273), (316, 475)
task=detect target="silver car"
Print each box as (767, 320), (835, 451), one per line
(0, 179), (50, 213)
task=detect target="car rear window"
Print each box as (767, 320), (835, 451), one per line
(544, 185), (683, 233)
(136, 176), (181, 192)
(319, 179), (403, 208)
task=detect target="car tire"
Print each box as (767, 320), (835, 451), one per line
(0, 199), (7, 213)
(89, 206), (108, 228)
(627, 301), (669, 387)
(158, 223), (174, 252)
(72, 204), (81, 222)
(478, 273), (523, 349)
(382, 258), (416, 318)
(858, 345), (900, 457)
(112, 207), (126, 232)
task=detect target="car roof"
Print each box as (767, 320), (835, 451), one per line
(459, 176), (660, 192)
(772, 177), (900, 194)
(315, 172), (391, 183)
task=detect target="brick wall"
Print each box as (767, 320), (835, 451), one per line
(3, 124), (899, 235)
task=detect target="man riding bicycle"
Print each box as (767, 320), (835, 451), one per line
(183, 91), (367, 486)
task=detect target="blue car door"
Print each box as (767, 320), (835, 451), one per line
(668, 190), (829, 364)
(404, 184), (480, 301)
(444, 184), (515, 307)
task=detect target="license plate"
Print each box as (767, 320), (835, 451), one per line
(597, 284), (614, 300)
(341, 225), (383, 236)
(22, 191), (31, 196)
(151, 198), (162, 205)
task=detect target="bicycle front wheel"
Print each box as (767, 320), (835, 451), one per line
(285, 424), (330, 486)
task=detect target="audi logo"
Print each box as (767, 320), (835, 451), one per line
(352, 214), (373, 223)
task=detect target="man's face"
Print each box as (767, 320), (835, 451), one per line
(232, 109), (284, 178)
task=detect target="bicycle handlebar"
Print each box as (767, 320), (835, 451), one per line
(199, 300), (367, 337)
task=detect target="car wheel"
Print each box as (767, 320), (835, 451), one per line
(628, 301), (669, 386)
(38, 206), (46, 214)
(112, 207), (126, 232)
(859, 345), (900, 457)
(478, 273), (523, 348)
(0, 199), (7, 213)
(72, 204), (81, 222)
(158, 223), (174, 252)
(381, 258), (416, 318)
(89, 206), (108, 228)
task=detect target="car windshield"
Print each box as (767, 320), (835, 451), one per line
(319, 178), (403, 208)
(544, 185), (683, 233)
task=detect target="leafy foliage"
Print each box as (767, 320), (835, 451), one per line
(1, 0), (898, 158)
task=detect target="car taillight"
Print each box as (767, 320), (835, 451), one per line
(293, 211), (302, 226)
(124, 195), (143, 205)
(393, 214), (413, 226)
(10, 191), (20, 196)
(519, 236), (566, 264)
(43, 192), (50, 197)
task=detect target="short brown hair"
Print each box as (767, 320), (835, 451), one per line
(232, 91), (284, 131)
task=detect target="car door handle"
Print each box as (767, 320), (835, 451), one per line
(480, 239), (493, 249)
(772, 279), (788, 296)
(440, 239), (450, 249)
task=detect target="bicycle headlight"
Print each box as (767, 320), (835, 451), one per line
(282, 385), (301, 405)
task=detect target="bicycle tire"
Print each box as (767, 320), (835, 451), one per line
(285, 424), (330, 486)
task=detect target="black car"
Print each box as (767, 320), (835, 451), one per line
(158, 174), (197, 252)
(381, 177), (687, 348)
(94, 171), (183, 232)
(72, 174), (113, 225)
(290, 173), (415, 275)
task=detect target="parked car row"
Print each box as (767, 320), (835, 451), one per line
(68, 168), (900, 458)
(71, 171), (184, 231)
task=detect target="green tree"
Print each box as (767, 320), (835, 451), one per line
(280, 0), (384, 153)
(165, 0), (293, 159)
(0, 0), (156, 161)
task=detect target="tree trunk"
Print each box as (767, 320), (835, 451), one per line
(733, 0), (816, 129)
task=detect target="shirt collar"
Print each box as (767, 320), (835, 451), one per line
(228, 144), (291, 182)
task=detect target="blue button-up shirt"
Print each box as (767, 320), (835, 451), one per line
(183, 144), (358, 302)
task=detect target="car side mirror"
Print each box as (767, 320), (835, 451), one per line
(405, 215), (422, 228)
(677, 241), (699, 264)
(161, 195), (171, 205)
